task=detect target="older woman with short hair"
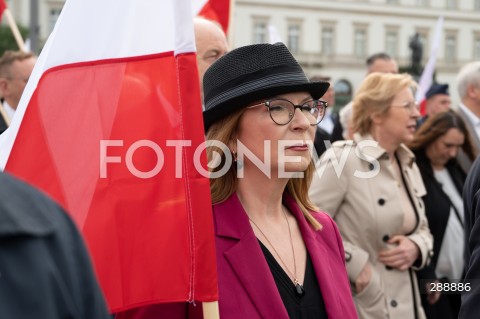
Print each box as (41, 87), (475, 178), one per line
(310, 72), (433, 319)
(408, 111), (475, 319)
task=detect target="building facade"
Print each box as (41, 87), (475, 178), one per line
(234, 0), (480, 109)
(4, 0), (480, 107)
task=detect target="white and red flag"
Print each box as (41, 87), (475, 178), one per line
(193, 0), (230, 34)
(0, 0), (217, 313)
(416, 17), (444, 116)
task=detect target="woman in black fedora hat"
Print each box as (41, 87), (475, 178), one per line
(202, 43), (357, 319)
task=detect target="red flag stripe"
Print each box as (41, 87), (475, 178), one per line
(198, 0), (230, 34)
(6, 52), (217, 311)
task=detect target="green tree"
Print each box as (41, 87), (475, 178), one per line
(0, 24), (29, 55)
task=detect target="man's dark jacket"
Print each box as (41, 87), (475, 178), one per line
(0, 172), (110, 319)
(460, 157), (480, 318)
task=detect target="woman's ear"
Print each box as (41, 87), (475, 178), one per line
(370, 111), (384, 125)
(467, 83), (480, 99)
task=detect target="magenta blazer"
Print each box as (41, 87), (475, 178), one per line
(118, 193), (358, 319)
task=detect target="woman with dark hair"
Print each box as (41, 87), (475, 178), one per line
(407, 110), (475, 319)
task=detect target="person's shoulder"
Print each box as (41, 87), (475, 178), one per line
(0, 172), (70, 236)
(320, 139), (356, 161)
(309, 210), (336, 231)
(465, 158), (480, 195)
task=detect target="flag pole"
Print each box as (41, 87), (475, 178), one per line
(202, 301), (220, 319)
(227, 0), (234, 48)
(3, 8), (26, 52)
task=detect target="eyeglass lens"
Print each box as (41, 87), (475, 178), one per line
(267, 99), (326, 125)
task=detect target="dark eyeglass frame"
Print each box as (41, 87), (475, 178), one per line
(247, 98), (328, 126)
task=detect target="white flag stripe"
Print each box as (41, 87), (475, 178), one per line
(192, 0), (209, 15)
(415, 17), (444, 102)
(268, 25), (283, 44)
(0, 0), (197, 169)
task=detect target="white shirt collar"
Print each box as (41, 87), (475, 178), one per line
(459, 102), (480, 127)
(3, 101), (15, 121)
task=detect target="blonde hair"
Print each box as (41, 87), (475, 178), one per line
(352, 72), (417, 135)
(206, 109), (322, 230)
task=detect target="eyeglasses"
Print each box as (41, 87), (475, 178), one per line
(247, 98), (328, 125)
(391, 101), (419, 113)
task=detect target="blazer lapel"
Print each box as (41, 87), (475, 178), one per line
(214, 194), (290, 319)
(458, 107), (480, 151)
(284, 194), (343, 317)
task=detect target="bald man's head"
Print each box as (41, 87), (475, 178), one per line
(366, 53), (398, 74)
(194, 18), (228, 100)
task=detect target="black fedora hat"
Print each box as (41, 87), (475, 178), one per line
(202, 43), (329, 131)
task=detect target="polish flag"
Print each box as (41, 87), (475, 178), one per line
(416, 17), (444, 116)
(193, 0), (230, 34)
(0, 0), (217, 313)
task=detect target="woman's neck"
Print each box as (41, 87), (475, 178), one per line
(236, 167), (288, 221)
(370, 127), (399, 159)
(431, 163), (446, 171)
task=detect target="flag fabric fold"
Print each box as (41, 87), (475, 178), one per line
(193, 0), (230, 34)
(0, 0), (217, 312)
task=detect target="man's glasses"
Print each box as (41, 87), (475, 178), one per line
(247, 98), (328, 125)
(391, 100), (419, 113)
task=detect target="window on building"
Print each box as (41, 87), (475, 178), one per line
(446, 0), (457, 9)
(288, 24), (301, 53)
(321, 27), (334, 56)
(475, 0), (480, 10)
(253, 21), (267, 44)
(445, 34), (457, 63)
(416, 0), (428, 6)
(385, 30), (398, 58)
(386, 0), (398, 4)
(474, 35), (480, 60)
(49, 8), (62, 33)
(354, 29), (367, 59)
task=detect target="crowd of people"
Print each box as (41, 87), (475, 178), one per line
(1, 15), (480, 319)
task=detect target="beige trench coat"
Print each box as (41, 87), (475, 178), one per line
(309, 134), (433, 319)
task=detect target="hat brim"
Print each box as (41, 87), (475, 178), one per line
(203, 81), (329, 132)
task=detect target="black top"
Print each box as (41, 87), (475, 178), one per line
(259, 240), (328, 319)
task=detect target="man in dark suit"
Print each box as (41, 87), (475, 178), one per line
(456, 61), (480, 173)
(460, 157), (480, 318)
(310, 75), (335, 157)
